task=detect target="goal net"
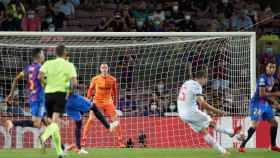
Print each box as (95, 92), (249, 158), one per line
(0, 32), (255, 148)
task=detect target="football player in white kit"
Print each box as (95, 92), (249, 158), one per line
(177, 70), (241, 154)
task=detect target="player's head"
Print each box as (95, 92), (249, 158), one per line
(32, 48), (44, 64)
(265, 59), (276, 76)
(193, 70), (208, 86)
(100, 63), (109, 75)
(55, 45), (68, 57)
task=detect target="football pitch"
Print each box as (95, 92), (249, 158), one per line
(0, 148), (279, 158)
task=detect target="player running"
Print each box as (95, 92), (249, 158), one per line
(177, 70), (241, 154)
(65, 92), (119, 154)
(38, 45), (77, 158)
(239, 60), (280, 152)
(4, 48), (45, 131)
(82, 63), (124, 147)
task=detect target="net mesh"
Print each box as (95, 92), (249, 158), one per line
(0, 33), (252, 148)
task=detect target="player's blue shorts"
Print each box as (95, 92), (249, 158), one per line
(66, 93), (91, 121)
(249, 101), (275, 121)
(30, 100), (45, 118)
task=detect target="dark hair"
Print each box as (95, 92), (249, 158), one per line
(267, 58), (276, 65)
(193, 70), (208, 79)
(32, 48), (42, 59)
(55, 45), (66, 57)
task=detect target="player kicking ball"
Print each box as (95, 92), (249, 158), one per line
(65, 92), (119, 154)
(239, 60), (280, 152)
(177, 70), (241, 154)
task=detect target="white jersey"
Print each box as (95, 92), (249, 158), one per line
(177, 80), (203, 116)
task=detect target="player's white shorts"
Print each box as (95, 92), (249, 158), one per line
(179, 109), (212, 132)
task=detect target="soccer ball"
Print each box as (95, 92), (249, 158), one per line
(235, 131), (246, 141)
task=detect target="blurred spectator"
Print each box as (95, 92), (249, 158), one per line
(94, 17), (108, 31)
(118, 93), (137, 115)
(108, 10), (127, 32)
(178, 14), (197, 32)
(122, 5), (134, 30)
(1, 12), (21, 31)
(21, 9), (41, 31)
(146, 100), (160, 116)
(149, 19), (165, 32)
(139, 131), (147, 148)
(258, 42), (276, 72)
(131, 1), (149, 31)
(126, 138), (134, 148)
(0, 1), (5, 23)
(217, 0), (234, 19)
(166, 101), (177, 113)
(119, 48), (136, 90)
(6, 95), (24, 116)
(231, 9), (253, 31)
(191, 0), (210, 18)
(167, 1), (183, 24)
(41, 13), (56, 31)
(55, 0), (75, 17)
(6, 0), (26, 20)
(151, 4), (165, 23)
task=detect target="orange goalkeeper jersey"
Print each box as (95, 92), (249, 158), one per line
(87, 74), (118, 105)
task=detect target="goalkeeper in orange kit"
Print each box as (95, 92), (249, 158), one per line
(82, 63), (124, 147)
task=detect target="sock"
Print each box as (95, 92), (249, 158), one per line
(50, 123), (63, 155)
(115, 125), (123, 145)
(13, 120), (34, 127)
(41, 123), (57, 142)
(215, 125), (234, 136)
(240, 127), (256, 148)
(271, 125), (278, 147)
(75, 120), (82, 149)
(81, 118), (94, 146)
(204, 133), (226, 153)
(90, 103), (110, 129)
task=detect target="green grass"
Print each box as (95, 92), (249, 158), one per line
(0, 148), (279, 158)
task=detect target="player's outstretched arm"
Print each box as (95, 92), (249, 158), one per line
(7, 72), (24, 102)
(196, 96), (226, 116)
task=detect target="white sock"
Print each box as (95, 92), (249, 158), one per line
(215, 125), (234, 136)
(204, 134), (227, 154)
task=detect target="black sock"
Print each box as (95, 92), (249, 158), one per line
(13, 120), (34, 127)
(240, 127), (256, 148)
(75, 120), (82, 149)
(271, 125), (278, 147)
(90, 103), (110, 129)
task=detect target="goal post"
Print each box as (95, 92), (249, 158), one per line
(0, 32), (256, 148)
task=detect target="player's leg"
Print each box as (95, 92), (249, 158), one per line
(201, 128), (229, 154)
(81, 110), (95, 147)
(267, 118), (280, 151)
(209, 121), (241, 137)
(239, 120), (258, 151)
(264, 105), (280, 151)
(90, 102), (119, 130)
(180, 110), (228, 154)
(106, 104), (124, 147)
(239, 102), (263, 152)
(4, 101), (43, 131)
(40, 93), (66, 158)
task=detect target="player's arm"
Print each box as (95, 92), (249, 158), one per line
(38, 71), (46, 88)
(112, 78), (118, 106)
(7, 72), (24, 102)
(87, 77), (96, 99)
(196, 95), (226, 116)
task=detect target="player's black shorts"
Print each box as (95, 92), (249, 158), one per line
(45, 92), (66, 118)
